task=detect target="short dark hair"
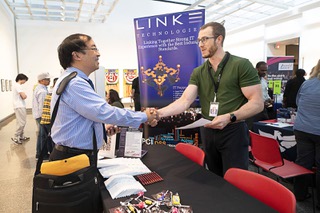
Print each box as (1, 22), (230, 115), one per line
(256, 61), (267, 69)
(15, 73), (28, 82)
(57, 33), (92, 69)
(200, 22), (226, 46)
(295, 69), (305, 78)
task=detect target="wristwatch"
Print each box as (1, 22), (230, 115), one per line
(230, 113), (237, 123)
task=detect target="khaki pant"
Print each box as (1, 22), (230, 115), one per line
(14, 107), (27, 138)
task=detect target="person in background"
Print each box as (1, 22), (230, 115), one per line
(293, 60), (320, 208)
(39, 77), (58, 154)
(107, 89), (124, 108)
(32, 72), (51, 159)
(252, 61), (272, 122)
(106, 89), (124, 150)
(283, 68), (306, 108)
(157, 22), (263, 177)
(11, 73), (30, 145)
(131, 76), (141, 111)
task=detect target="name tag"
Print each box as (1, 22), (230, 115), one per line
(209, 102), (219, 117)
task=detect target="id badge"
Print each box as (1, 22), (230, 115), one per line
(209, 102), (219, 117)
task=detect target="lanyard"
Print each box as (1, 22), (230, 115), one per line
(208, 52), (230, 101)
(84, 78), (108, 142)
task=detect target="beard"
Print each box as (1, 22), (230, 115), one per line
(202, 41), (218, 59)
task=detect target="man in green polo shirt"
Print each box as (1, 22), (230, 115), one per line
(158, 22), (264, 177)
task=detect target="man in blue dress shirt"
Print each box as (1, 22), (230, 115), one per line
(49, 33), (157, 162)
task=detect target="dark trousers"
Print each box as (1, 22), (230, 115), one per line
(36, 118), (43, 157)
(40, 124), (54, 154)
(294, 130), (320, 203)
(133, 93), (141, 111)
(200, 122), (249, 177)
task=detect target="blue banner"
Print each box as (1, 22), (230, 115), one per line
(134, 9), (205, 107)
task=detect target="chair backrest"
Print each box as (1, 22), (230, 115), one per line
(224, 168), (296, 213)
(249, 131), (283, 167)
(175, 143), (205, 166)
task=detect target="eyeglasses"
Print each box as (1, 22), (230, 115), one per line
(83, 47), (99, 52)
(196, 36), (216, 45)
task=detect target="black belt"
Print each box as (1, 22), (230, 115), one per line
(54, 144), (94, 156)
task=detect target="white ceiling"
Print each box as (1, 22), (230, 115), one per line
(3, 0), (120, 23)
(3, 0), (319, 31)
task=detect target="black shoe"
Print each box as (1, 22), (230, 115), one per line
(19, 136), (30, 141)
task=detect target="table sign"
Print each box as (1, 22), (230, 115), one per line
(99, 134), (117, 159)
(124, 130), (143, 158)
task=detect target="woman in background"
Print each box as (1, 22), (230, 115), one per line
(293, 60), (320, 208)
(107, 89), (124, 108)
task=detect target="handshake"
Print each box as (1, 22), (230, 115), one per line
(145, 108), (160, 127)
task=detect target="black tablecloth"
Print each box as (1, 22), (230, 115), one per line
(253, 122), (297, 161)
(101, 145), (277, 213)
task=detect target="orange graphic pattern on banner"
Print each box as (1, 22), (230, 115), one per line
(105, 69), (119, 99)
(123, 69), (138, 98)
(141, 55), (180, 97)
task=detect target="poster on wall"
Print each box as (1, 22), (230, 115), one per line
(1, 79), (4, 92)
(267, 56), (294, 93)
(105, 69), (120, 95)
(267, 56), (294, 104)
(123, 69), (138, 97)
(9, 80), (12, 91)
(5, 80), (8, 91)
(134, 9), (205, 108)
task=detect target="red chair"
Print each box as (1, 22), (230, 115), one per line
(175, 143), (205, 166)
(249, 131), (313, 178)
(249, 131), (315, 212)
(224, 168), (296, 213)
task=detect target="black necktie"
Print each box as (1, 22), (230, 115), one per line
(86, 79), (107, 142)
(87, 79), (95, 90)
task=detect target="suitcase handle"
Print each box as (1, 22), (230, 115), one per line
(48, 174), (84, 188)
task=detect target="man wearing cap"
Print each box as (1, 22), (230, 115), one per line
(32, 72), (51, 159)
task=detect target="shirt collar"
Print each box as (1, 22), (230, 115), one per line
(207, 51), (230, 69)
(66, 67), (90, 81)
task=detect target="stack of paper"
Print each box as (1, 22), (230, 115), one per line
(98, 158), (151, 178)
(104, 174), (146, 199)
(176, 118), (211, 130)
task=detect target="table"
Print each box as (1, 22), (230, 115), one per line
(253, 120), (296, 161)
(101, 145), (277, 212)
